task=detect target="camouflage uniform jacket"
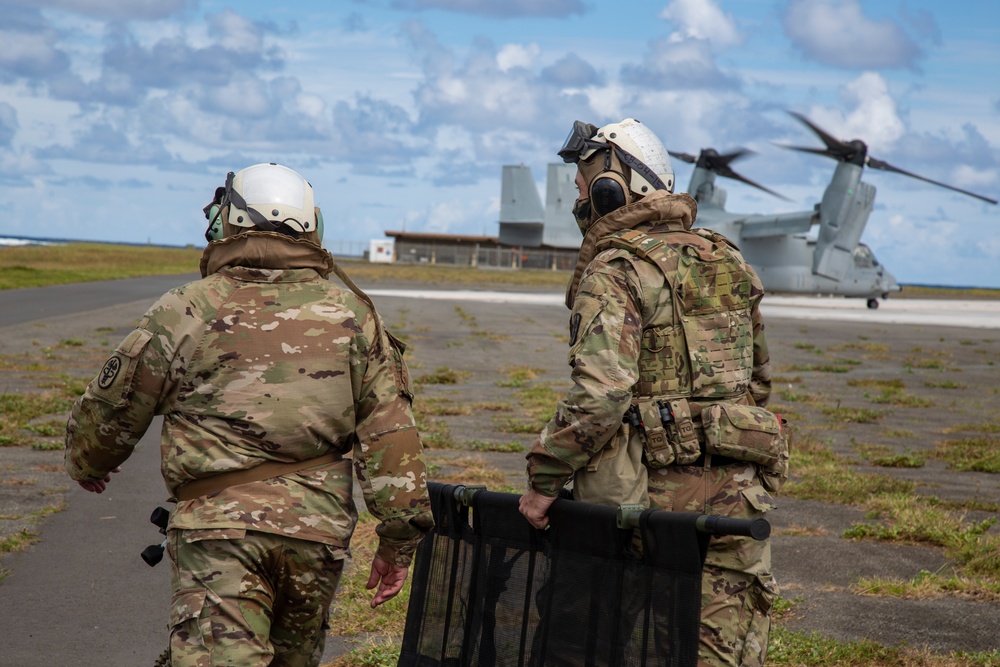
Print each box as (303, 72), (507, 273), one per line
(66, 232), (432, 565)
(527, 192), (771, 496)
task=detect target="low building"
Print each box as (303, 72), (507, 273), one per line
(384, 231), (577, 270)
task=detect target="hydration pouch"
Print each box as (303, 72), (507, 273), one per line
(702, 403), (784, 470)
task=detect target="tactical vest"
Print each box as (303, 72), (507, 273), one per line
(596, 226), (755, 403)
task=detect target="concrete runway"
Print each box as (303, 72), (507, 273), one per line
(368, 289), (1000, 329)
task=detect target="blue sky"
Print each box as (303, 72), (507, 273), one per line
(0, 0), (998, 287)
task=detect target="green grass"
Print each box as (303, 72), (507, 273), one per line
(0, 243), (577, 292)
(0, 243), (203, 290)
(931, 437), (1000, 473)
(496, 366), (545, 388)
(467, 439), (525, 453)
(867, 388), (932, 408)
(783, 434), (915, 504)
(0, 393), (74, 445)
(821, 406), (886, 423)
(853, 442), (926, 468)
(413, 367), (470, 386)
(769, 599), (1000, 666)
(787, 364), (853, 373)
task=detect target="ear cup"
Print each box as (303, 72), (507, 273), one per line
(590, 174), (629, 217)
(205, 204), (225, 242)
(314, 206), (324, 243)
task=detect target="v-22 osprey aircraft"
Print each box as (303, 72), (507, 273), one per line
(670, 112), (997, 308)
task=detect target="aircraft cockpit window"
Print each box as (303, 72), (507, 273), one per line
(853, 245), (875, 269)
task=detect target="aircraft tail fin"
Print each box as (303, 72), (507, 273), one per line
(499, 165), (545, 247)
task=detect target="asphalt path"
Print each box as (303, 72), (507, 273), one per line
(0, 423), (172, 666)
(1, 275), (998, 666)
(0, 274), (199, 327)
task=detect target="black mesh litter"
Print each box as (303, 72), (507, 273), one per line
(399, 484), (717, 667)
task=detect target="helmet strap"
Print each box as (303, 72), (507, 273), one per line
(613, 146), (668, 193)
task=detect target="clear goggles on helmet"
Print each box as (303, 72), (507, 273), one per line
(557, 120), (604, 163)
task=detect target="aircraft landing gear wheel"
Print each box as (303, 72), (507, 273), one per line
(867, 298), (879, 309)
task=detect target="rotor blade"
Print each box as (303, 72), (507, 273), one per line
(774, 143), (839, 159)
(716, 167), (792, 201)
(867, 157), (998, 205)
(787, 111), (844, 152)
(668, 150), (697, 164)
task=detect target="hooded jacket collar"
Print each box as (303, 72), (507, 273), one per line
(565, 191), (698, 308)
(200, 231), (335, 279)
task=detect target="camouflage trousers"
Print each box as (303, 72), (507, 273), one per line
(166, 528), (346, 667)
(648, 461), (779, 667)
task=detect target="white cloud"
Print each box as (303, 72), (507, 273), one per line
(0, 102), (19, 147)
(207, 9), (265, 55)
(620, 37), (739, 90)
(952, 164), (998, 190)
(0, 10), (71, 79)
(497, 43), (541, 72)
(805, 73), (905, 153)
(783, 0), (923, 69)
(392, 0), (584, 19)
(660, 0), (741, 49)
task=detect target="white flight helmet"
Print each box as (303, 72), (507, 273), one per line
(204, 163), (323, 242)
(229, 163), (318, 234)
(558, 118), (674, 223)
(586, 118), (674, 197)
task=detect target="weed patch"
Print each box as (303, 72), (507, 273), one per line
(467, 439), (525, 453)
(853, 442), (926, 468)
(854, 569), (1000, 603)
(787, 364), (853, 373)
(783, 436), (913, 504)
(496, 366), (544, 388)
(414, 367), (470, 386)
(931, 436), (1000, 473)
(821, 406), (886, 423)
(924, 380), (966, 389)
(867, 388), (932, 408)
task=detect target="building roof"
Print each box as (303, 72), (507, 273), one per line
(385, 230), (499, 244)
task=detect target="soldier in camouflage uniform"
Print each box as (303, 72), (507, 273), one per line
(65, 163), (433, 667)
(520, 120), (784, 667)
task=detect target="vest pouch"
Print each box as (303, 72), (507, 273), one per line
(759, 417), (792, 493)
(636, 398), (674, 468)
(663, 398), (701, 465)
(702, 403), (782, 468)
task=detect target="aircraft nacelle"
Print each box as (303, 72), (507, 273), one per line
(812, 162), (876, 281)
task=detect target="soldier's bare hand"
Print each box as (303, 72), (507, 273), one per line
(519, 489), (557, 530)
(367, 556), (408, 608)
(78, 467), (121, 494)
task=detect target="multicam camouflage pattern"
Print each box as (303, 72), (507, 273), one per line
(649, 463), (777, 667)
(66, 231), (433, 565)
(526, 192), (777, 666)
(526, 193), (772, 496)
(167, 528), (345, 667)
